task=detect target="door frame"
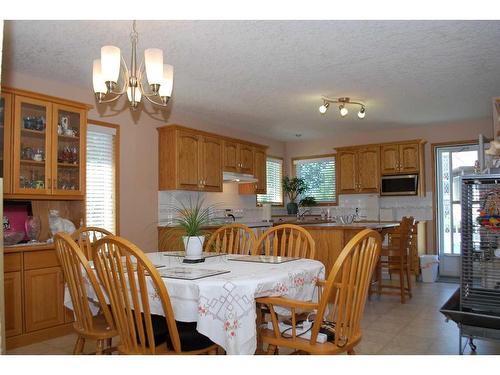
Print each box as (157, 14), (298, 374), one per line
(431, 140), (478, 262)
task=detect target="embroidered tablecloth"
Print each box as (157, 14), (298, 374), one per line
(64, 253), (325, 355)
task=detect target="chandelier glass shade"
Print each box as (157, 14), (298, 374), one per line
(92, 21), (174, 110)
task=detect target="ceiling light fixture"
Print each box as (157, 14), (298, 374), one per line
(319, 97), (366, 119)
(92, 21), (174, 111)
(319, 102), (330, 114)
(339, 104), (348, 117)
(358, 106), (366, 119)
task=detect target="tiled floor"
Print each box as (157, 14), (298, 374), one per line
(7, 281), (500, 355)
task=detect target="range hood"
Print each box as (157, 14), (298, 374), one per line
(223, 171), (258, 183)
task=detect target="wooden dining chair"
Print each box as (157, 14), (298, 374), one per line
(204, 223), (256, 255)
(54, 232), (117, 355)
(92, 235), (219, 355)
(257, 229), (381, 355)
(71, 226), (112, 260)
(253, 224), (315, 259)
(373, 216), (416, 303)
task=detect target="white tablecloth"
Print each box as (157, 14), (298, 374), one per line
(64, 253), (325, 355)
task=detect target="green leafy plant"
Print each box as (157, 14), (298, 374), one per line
(299, 196), (317, 207)
(169, 195), (214, 236)
(282, 176), (309, 203)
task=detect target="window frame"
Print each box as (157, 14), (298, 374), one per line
(291, 153), (338, 206)
(86, 119), (120, 234)
(256, 155), (285, 207)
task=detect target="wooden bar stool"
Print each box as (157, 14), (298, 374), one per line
(372, 217), (416, 304)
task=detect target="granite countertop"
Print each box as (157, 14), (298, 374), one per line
(297, 221), (400, 230)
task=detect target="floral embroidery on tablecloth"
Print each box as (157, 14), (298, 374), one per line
(224, 318), (240, 338)
(273, 282), (289, 294)
(198, 304), (208, 316)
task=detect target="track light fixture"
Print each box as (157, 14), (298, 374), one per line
(319, 102), (330, 114)
(319, 97), (366, 119)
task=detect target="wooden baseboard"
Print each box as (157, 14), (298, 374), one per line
(6, 323), (74, 350)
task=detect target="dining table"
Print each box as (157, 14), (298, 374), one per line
(64, 252), (325, 355)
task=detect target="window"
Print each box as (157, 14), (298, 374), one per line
(293, 155), (337, 204)
(257, 157), (284, 206)
(86, 122), (119, 234)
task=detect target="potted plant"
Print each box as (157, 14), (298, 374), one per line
(282, 176), (309, 215)
(168, 195), (214, 261)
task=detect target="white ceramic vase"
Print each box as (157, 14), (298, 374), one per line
(183, 235), (205, 260)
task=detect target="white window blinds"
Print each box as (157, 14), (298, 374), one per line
(257, 157), (283, 205)
(294, 156), (336, 203)
(86, 124), (117, 234)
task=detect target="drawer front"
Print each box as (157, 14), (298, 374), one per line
(4, 253), (22, 272)
(24, 250), (60, 270)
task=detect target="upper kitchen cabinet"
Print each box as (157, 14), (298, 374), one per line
(3, 87), (90, 199)
(238, 147), (267, 195)
(158, 124), (267, 192)
(337, 146), (380, 194)
(158, 126), (223, 192)
(223, 141), (254, 174)
(200, 135), (223, 192)
(381, 141), (423, 175)
(1, 92), (13, 194)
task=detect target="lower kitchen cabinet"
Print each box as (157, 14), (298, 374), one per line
(4, 271), (23, 337)
(3, 246), (73, 349)
(24, 266), (65, 332)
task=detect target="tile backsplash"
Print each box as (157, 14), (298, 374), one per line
(159, 184), (433, 224)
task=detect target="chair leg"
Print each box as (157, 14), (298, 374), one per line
(347, 349), (356, 355)
(96, 339), (104, 355)
(73, 336), (85, 355)
(377, 261), (382, 297)
(399, 267), (405, 304)
(266, 344), (277, 355)
(255, 306), (264, 354)
(406, 264), (413, 298)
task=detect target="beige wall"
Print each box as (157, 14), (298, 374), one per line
(285, 118), (494, 189)
(1, 71), (285, 251)
(285, 118), (494, 253)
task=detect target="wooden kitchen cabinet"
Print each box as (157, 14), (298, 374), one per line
(1, 92), (13, 194)
(24, 266), (65, 333)
(159, 126), (223, 192)
(238, 147), (267, 195)
(177, 129), (202, 190)
(223, 141), (254, 174)
(4, 271), (23, 337)
(3, 87), (89, 200)
(158, 125), (267, 192)
(200, 136), (223, 192)
(223, 141), (239, 172)
(381, 142), (420, 175)
(4, 247), (74, 349)
(338, 146), (380, 194)
(338, 150), (358, 194)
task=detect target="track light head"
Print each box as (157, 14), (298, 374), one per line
(319, 102), (329, 114)
(339, 104), (348, 117)
(358, 106), (366, 119)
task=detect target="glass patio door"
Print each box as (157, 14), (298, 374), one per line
(435, 143), (479, 277)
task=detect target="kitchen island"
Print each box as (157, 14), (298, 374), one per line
(295, 222), (400, 276)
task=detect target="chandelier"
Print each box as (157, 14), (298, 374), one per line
(319, 97), (366, 119)
(92, 21), (174, 110)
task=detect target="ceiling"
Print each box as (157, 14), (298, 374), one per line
(3, 20), (500, 141)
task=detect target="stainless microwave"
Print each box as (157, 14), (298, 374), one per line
(380, 174), (419, 196)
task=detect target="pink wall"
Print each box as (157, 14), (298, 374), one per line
(2, 71), (284, 251)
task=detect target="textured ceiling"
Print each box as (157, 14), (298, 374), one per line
(3, 20), (500, 141)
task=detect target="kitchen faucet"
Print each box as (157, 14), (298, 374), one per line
(297, 209), (311, 220)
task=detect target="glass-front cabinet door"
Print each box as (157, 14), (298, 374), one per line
(12, 95), (52, 195)
(1, 92), (13, 193)
(52, 104), (85, 196)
